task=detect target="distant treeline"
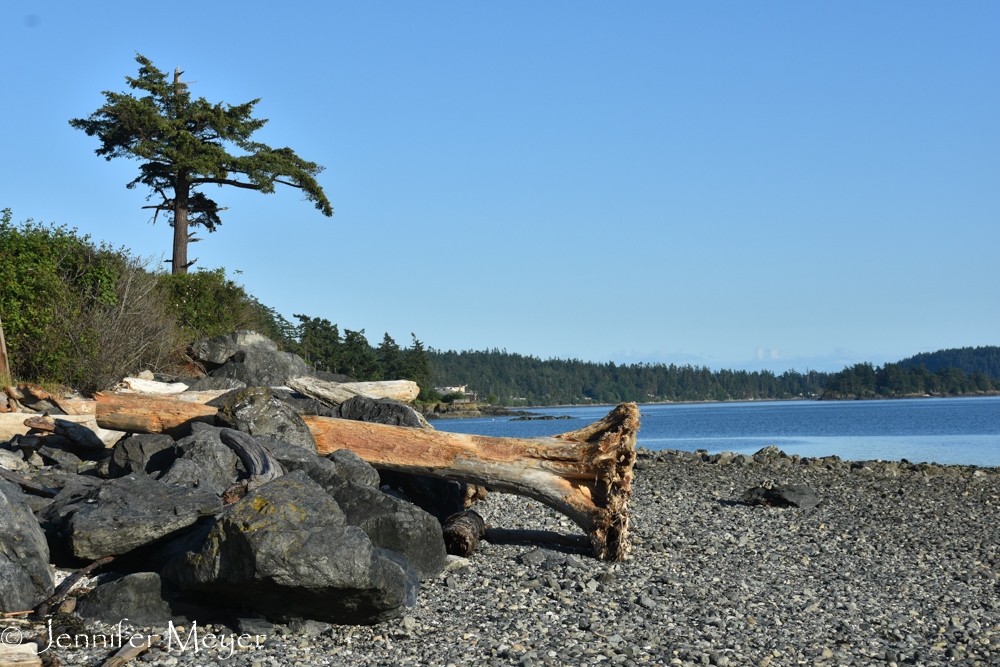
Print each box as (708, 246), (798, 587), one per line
(428, 347), (1000, 405)
(820, 362), (998, 399)
(897, 346), (1000, 380)
(428, 348), (826, 405)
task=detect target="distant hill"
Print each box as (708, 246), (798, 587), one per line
(897, 346), (1000, 381)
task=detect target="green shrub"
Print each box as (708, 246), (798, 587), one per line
(441, 391), (466, 403)
(0, 209), (178, 393)
(158, 268), (276, 343)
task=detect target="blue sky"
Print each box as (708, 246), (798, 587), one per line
(2, 2), (997, 373)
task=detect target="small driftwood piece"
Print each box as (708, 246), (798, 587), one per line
(0, 643), (41, 667)
(118, 377), (190, 394)
(23, 416), (106, 452)
(302, 403), (640, 561)
(443, 510), (486, 557)
(287, 376), (420, 405)
(33, 556), (114, 619)
(0, 469), (57, 498)
(95, 392), (217, 434)
(218, 429), (284, 503)
(99, 634), (160, 667)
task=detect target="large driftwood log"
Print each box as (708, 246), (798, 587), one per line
(302, 403), (639, 561)
(95, 392), (217, 434)
(90, 394), (639, 560)
(0, 413), (112, 443)
(287, 376), (420, 405)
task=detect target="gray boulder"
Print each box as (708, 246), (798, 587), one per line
(190, 330), (279, 369)
(67, 474), (222, 560)
(259, 437), (446, 580)
(338, 396), (425, 429)
(0, 479), (55, 611)
(174, 429), (242, 495)
(208, 361), (262, 386)
(326, 449), (380, 488)
(225, 350), (313, 386)
(741, 484), (820, 509)
(76, 572), (172, 626)
(185, 376), (248, 392)
(270, 389), (339, 418)
(158, 459), (220, 495)
(109, 434), (178, 478)
(164, 471), (415, 624)
(209, 387), (317, 454)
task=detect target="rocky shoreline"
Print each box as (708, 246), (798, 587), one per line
(4, 443), (997, 667)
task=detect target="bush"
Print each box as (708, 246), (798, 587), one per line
(0, 210), (178, 393)
(158, 268), (276, 343)
(441, 391), (466, 403)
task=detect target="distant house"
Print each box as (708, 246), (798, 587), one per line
(435, 385), (468, 395)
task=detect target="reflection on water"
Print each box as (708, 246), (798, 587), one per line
(432, 396), (1000, 467)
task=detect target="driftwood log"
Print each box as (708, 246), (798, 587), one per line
(94, 392), (217, 434)
(218, 428), (285, 503)
(287, 376), (420, 405)
(442, 510), (486, 557)
(302, 403), (639, 561)
(92, 394), (640, 560)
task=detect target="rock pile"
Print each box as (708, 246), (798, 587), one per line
(0, 330), (446, 630)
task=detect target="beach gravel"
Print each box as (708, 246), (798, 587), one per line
(20, 449), (1000, 666)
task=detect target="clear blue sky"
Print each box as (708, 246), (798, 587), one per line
(2, 2), (997, 373)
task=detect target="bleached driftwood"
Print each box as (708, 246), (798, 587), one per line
(302, 403), (640, 561)
(0, 413), (121, 445)
(286, 376), (420, 405)
(117, 377), (192, 394)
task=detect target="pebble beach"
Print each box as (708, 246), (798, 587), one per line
(12, 448), (1000, 667)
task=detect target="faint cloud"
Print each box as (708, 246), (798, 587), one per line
(24, 14), (40, 27)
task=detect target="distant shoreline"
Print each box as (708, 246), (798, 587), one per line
(501, 391), (1000, 411)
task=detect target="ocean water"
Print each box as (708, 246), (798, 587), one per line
(431, 396), (1000, 467)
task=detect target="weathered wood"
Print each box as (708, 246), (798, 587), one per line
(287, 376), (420, 405)
(33, 556), (114, 619)
(442, 510), (486, 557)
(0, 469), (58, 498)
(117, 377), (191, 394)
(99, 634), (160, 667)
(302, 403), (640, 561)
(95, 392), (217, 434)
(218, 429), (284, 502)
(0, 642), (41, 667)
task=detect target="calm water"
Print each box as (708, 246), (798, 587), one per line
(432, 396), (1000, 467)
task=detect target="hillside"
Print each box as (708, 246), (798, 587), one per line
(897, 346), (1000, 380)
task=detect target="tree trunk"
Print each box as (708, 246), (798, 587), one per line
(0, 313), (10, 384)
(302, 403), (640, 561)
(172, 173), (190, 275)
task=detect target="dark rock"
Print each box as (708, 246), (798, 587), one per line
(109, 434), (178, 478)
(326, 449), (380, 488)
(163, 470), (414, 624)
(287, 618), (332, 636)
(175, 429), (242, 495)
(741, 484), (821, 509)
(67, 474), (222, 560)
(209, 387), (317, 454)
(76, 572), (173, 626)
(377, 471), (466, 523)
(157, 458), (221, 495)
(235, 616), (274, 637)
(226, 350), (312, 387)
(338, 396), (425, 429)
(37, 443), (83, 469)
(0, 479), (55, 611)
(208, 361), (262, 387)
(257, 436), (446, 580)
(185, 376), (248, 392)
(189, 330), (279, 369)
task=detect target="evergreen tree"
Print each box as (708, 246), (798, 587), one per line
(340, 329), (380, 380)
(69, 54), (332, 274)
(376, 333), (401, 380)
(294, 315), (341, 373)
(398, 334), (434, 398)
